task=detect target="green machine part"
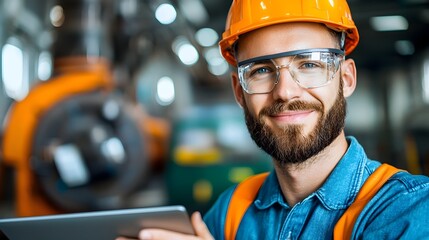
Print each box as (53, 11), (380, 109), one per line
(166, 105), (272, 214)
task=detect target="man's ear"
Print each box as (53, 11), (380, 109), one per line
(231, 71), (245, 108)
(340, 58), (357, 98)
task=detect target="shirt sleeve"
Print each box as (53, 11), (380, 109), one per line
(356, 173), (429, 239)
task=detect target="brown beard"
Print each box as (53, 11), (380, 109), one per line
(243, 84), (347, 166)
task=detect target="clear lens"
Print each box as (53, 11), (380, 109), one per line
(238, 50), (343, 94)
(239, 60), (279, 94)
(292, 52), (334, 88)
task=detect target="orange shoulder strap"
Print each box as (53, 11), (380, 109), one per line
(333, 163), (402, 239)
(224, 164), (401, 240)
(224, 172), (269, 240)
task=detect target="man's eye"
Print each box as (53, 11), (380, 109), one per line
(249, 64), (274, 77)
(254, 67), (271, 74)
(301, 62), (319, 69)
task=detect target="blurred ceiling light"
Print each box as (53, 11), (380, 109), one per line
(370, 15), (408, 31)
(178, 44), (199, 65)
(155, 3), (177, 25)
(119, 0), (138, 17)
(50, 5), (64, 27)
(156, 76), (175, 106)
(172, 36), (187, 53)
(423, 57), (429, 103)
(173, 36), (199, 65)
(179, 0), (208, 25)
(205, 47), (229, 76)
(195, 28), (219, 47)
(2, 41), (28, 100)
(395, 40), (415, 56)
(37, 51), (52, 81)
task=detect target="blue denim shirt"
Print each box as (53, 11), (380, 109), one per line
(204, 136), (429, 239)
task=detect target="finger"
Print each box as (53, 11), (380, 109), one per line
(139, 229), (198, 240)
(191, 212), (214, 240)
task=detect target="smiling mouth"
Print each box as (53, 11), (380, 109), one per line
(270, 110), (316, 124)
(260, 99), (323, 125)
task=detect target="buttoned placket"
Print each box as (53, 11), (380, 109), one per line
(279, 195), (317, 240)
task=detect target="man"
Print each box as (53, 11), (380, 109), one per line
(118, 0), (429, 239)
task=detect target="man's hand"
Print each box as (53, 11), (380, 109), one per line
(116, 211), (214, 240)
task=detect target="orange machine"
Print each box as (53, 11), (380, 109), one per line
(1, 0), (171, 216)
(2, 57), (111, 216)
(2, 57), (169, 216)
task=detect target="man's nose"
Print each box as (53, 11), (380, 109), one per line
(271, 67), (305, 101)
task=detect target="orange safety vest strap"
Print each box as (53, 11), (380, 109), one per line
(224, 164), (402, 240)
(333, 163), (402, 239)
(224, 172), (269, 240)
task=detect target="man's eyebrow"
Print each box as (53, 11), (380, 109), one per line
(238, 48), (344, 66)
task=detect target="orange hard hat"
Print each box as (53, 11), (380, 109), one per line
(219, 0), (360, 66)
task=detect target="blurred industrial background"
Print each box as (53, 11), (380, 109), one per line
(0, 0), (429, 218)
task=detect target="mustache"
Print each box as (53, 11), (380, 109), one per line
(260, 100), (323, 116)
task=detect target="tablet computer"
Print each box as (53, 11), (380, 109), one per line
(0, 205), (194, 240)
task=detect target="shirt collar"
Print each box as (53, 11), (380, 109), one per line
(254, 136), (368, 210)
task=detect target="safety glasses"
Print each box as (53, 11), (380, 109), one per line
(237, 48), (344, 94)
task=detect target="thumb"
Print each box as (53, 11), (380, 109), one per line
(191, 212), (214, 240)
